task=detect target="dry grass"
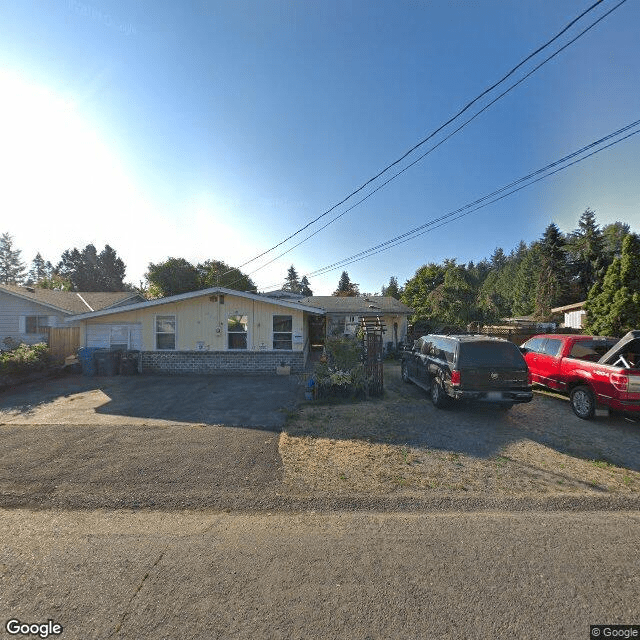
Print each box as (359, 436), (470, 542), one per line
(279, 364), (640, 497)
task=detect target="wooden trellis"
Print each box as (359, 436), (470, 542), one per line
(360, 316), (385, 397)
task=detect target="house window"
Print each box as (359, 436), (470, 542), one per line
(228, 315), (248, 349)
(273, 315), (292, 350)
(155, 316), (176, 350)
(25, 316), (49, 334)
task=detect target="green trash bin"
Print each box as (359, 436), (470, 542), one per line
(119, 350), (140, 375)
(94, 349), (121, 376)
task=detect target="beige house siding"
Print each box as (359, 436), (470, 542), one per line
(81, 293), (307, 352)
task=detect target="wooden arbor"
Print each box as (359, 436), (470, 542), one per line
(359, 315), (385, 397)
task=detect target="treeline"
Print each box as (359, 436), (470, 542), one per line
(396, 209), (640, 335)
(0, 234), (128, 292)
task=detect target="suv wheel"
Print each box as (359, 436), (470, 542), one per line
(401, 361), (410, 383)
(430, 377), (448, 408)
(570, 385), (595, 420)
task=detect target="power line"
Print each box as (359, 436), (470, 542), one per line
(298, 119), (640, 279)
(241, 0), (629, 284)
(229, 0), (623, 275)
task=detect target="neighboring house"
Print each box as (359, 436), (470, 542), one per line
(0, 284), (144, 346)
(68, 286), (326, 374)
(296, 296), (413, 348)
(551, 301), (587, 329)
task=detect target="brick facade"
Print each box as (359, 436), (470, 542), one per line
(139, 350), (306, 375)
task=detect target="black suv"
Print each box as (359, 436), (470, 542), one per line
(401, 334), (533, 409)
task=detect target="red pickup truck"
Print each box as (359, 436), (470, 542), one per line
(520, 331), (640, 419)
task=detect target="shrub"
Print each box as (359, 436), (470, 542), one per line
(313, 336), (370, 399)
(0, 342), (50, 376)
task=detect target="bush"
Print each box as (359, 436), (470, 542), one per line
(0, 342), (50, 376)
(313, 336), (370, 399)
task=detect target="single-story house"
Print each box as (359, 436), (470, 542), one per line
(551, 301), (587, 329)
(296, 296), (413, 348)
(0, 284), (144, 347)
(67, 286), (326, 374)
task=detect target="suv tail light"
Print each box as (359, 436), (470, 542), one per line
(610, 373), (629, 392)
(451, 370), (461, 386)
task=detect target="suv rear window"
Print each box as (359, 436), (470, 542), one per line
(458, 341), (525, 368)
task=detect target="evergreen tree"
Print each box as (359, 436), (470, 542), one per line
(566, 209), (605, 299)
(584, 234), (640, 336)
(98, 245), (126, 291)
(282, 265), (301, 293)
(602, 222), (630, 263)
(56, 243), (127, 291)
(299, 275), (313, 297)
(333, 271), (359, 297)
(26, 252), (52, 286)
(0, 232), (26, 284)
(534, 223), (567, 318)
(381, 276), (401, 299)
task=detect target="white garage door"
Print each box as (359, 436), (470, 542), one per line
(86, 324), (142, 350)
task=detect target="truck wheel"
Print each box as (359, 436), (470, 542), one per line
(401, 361), (410, 383)
(430, 377), (449, 408)
(570, 385), (596, 420)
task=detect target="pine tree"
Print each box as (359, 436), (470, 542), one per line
(0, 232), (26, 284)
(584, 234), (640, 336)
(534, 223), (567, 318)
(333, 271), (359, 297)
(27, 252), (51, 286)
(283, 265), (301, 293)
(566, 209), (605, 300)
(98, 245), (126, 291)
(299, 276), (313, 297)
(381, 276), (400, 299)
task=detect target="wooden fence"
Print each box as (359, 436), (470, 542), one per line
(407, 325), (583, 346)
(46, 327), (81, 362)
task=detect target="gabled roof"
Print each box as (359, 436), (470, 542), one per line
(0, 284), (144, 315)
(299, 296), (413, 314)
(67, 286), (326, 321)
(551, 301), (587, 313)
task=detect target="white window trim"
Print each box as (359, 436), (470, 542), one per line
(155, 314), (177, 351)
(272, 314), (293, 351)
(227, 314), (249, 351)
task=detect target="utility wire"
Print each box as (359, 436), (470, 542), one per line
(299, 120), (640, 279)
(256, 119), (640, 291)
(240, 0), (628, 284)
(229, 0), (622, 275)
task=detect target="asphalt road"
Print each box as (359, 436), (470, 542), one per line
(1, 509), (638, 640)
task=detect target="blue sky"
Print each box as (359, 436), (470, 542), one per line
(1, 0), (639, 294)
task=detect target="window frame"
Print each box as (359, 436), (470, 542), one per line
(227, 314), (249, 350)
(25, 315), (49, 334)
(155, 315), (176, 351)
(273, 314), (293, 351)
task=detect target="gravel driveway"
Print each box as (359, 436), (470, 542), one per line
(0, 373), (299, 510)
(1, 366), (639, 512)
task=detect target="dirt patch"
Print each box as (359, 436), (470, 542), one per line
(280, 363), (640, 497)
